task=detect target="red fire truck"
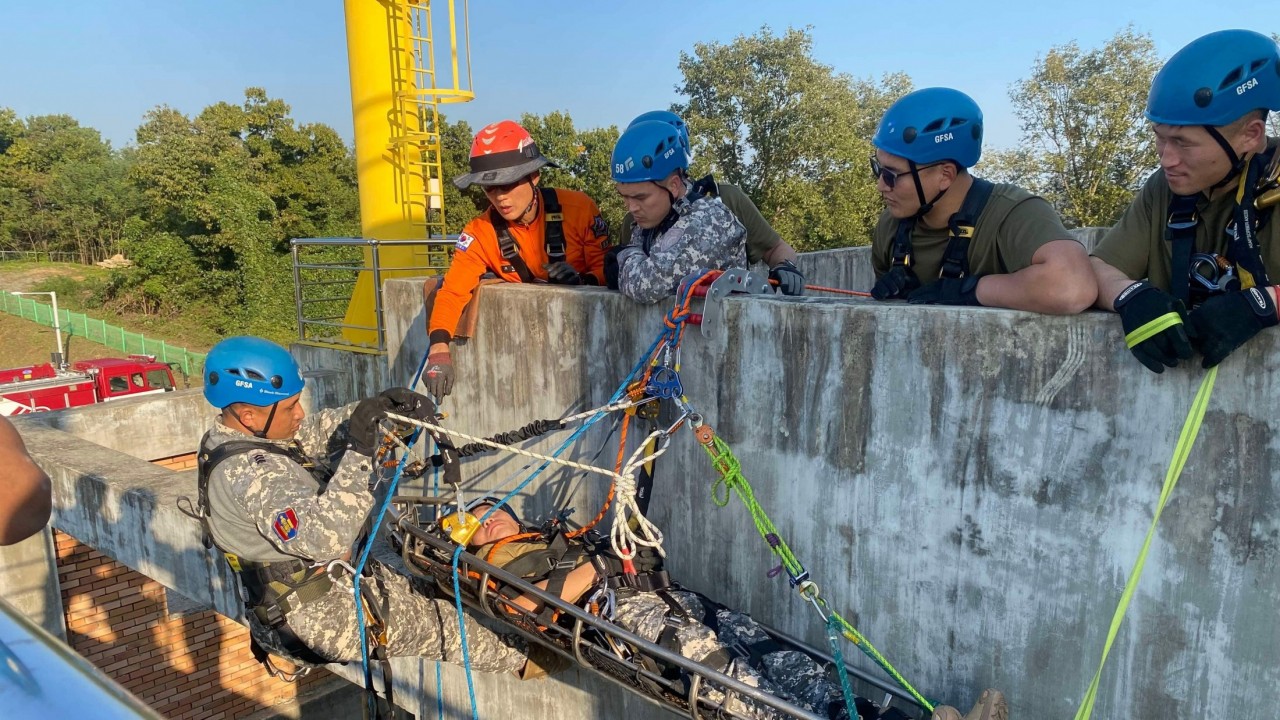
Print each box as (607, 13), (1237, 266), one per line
(0, 356), (177, 416)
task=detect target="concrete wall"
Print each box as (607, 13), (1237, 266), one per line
(376, 274), (1280, 720)
(10, 244), (1276, 719)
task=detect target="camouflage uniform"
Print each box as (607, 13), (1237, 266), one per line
(201, 407), (527, 673)
(481, 538), (854, 718)
(617, 190), (747, 303)
(613, 590), (852, 719)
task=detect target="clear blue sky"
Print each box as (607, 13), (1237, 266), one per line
(0, 1), (1269, 152)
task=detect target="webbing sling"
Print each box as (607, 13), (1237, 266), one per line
(492, 187), (565, 283)
(939, 177), (996, 279)
(1165, 194), (1200, 306)
(888, 177), (996, 286)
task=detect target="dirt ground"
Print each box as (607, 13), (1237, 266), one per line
(0, 263), (137, 368)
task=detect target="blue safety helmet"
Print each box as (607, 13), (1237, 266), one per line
(627, 110), (692, 162)
(202, 336), (305, 409)
(872, 87), (984, 168)
(612, 120), (690, 184)
(1146, 29), (1280, 127)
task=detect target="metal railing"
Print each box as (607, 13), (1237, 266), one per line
(290, 237), (455, 353)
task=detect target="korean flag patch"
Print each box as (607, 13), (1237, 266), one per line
(273, 508), (299, 542)
(456, 232), (475, 252)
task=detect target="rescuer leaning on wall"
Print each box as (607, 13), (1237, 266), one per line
(0, 416), (52, 545)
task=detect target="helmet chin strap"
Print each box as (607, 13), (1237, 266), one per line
(252, 402), (279, 439)
(516, 179), (540, 224)
(1204, 125), (1247, 190)
(909, 160), (948, 218)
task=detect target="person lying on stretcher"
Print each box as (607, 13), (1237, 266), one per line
(458, 499), (1007, 720)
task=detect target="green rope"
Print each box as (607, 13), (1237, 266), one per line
(826, 615), (859, 718)
(701, 435), (935, 713)
(1074, 367), (1217, 720)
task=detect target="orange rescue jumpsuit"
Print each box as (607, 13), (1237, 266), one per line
(427, 188), (610, 344)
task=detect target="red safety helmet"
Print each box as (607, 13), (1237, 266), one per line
(452, 120), (559, 189)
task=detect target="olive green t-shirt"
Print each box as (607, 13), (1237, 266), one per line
(871, 181), (1073, 280)
(1091, 138), (1280, 290)
(620, 181), (782, 264)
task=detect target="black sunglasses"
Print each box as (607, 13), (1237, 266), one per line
(869, 156), (944, 190)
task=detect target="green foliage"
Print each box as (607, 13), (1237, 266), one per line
(521, 111), (623, 238)
(120, 88), (360, 341)
(675, 26), (909, 250)
(1004, 27), (1161, 228)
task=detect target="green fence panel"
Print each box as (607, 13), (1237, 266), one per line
(1, 298), (207, 378)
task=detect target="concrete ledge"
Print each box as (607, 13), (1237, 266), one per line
(374, 275), (1280, 720)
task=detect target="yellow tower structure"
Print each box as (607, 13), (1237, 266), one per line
(340, 0), (473, 348)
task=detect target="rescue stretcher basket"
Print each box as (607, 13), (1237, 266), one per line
(389, 497), (929, 720)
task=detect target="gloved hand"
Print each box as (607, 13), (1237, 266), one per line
(423, 351), (455, 399)
(348, 387), (436, 456)
(1186, 286), (1278, 368)
(870, 266), (920, 300)
(768, 259), (805, 296)
(543, 261), (581, 286)
(1113, 281), (1195, 373)
(604, 246), (641, 290)
(907, 276), (982, 306)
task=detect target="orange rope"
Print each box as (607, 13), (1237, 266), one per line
(804, 284), (871, 297)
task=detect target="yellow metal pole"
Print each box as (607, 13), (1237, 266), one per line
(341, 0), (425, 347)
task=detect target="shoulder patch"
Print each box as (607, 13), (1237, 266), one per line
(591, 214), (608, 238)
(273, 508), (300, 542)
(456, 232), (475, 252)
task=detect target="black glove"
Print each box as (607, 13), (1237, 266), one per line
(348, 387), (436, 456)
(769, 260), (805, 296)
(870, 266), (920, 300)
(1113, 281), (1195, 374)
(543, 261), (581, 285)
(907, 276), (982, 306)
(423, 351), (455, 399)
(1186, 286), (1278, 368)
(604, 246), (641, 291)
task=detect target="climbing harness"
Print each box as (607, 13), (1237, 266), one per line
(883, 177), (997, 297)
(1166, 148), (1279, 307)
(492, 187), (566, 282)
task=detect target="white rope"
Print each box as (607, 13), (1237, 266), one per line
(382, 411), (671, 558)
(609, 429), (671, 559)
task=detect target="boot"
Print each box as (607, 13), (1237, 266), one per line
(518, 641), (572, 680)
(930, 689), (1008, 720)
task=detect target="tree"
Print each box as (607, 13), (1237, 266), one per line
(0, 113), (131, 259)
(1007, 27), (1161, 228)
(120, 89), (359, 339)
(521, 111), (622, 236)
(675, 26), (909, 250)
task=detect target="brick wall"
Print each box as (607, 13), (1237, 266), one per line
(151, 452), (198, 472)
(54, 449), (337, 719)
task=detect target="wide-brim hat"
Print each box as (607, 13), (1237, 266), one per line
(452, 155), (559, 190)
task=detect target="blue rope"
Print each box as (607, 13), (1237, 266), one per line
(445, 321), (676, 719)
(432, 445), (446, 720)
(826, 614), (858, 719)
(353, 427), (422, 717)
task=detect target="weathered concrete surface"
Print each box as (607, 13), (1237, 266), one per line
(12, 250), (1279, 720)
(374, 274), (1280, 720)
(0, 528), (65, 638)
(10, 381), (680, 719)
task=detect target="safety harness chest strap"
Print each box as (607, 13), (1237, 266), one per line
(493, 187), (565, 283)
(890, 177), (996, 281)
